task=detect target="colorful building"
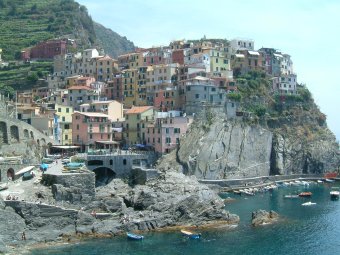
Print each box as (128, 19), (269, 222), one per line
(72, 112), (112, 151)
(123, 106), (154, 145)
(54, 104), (73, 145)
(143, 111), (191, 153)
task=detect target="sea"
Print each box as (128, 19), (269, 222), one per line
(30, 182), (340, 255)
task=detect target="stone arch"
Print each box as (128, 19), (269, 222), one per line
(0, 121), (8, 144)
(87, 160), (104, 166)
(93, 167), (116, 187)
(10, 125), (19, 142)
(23, 129), (29, 139)
(7, 168), (15, 181)
(30, 131), (34, 139)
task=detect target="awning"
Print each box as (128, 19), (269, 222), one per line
(235, 54), (245, 58)
(112, 127), (123, 132)
(51, 145), (80, 149)
(248, 51), (260, 56)
(15, 166), (35, 176)
(95, 141), (120, 145)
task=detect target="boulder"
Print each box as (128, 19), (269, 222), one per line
(251, 210), (279, 226)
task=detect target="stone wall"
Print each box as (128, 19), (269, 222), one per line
(86, 152), (157, 178)
(42, 171), (95, 204)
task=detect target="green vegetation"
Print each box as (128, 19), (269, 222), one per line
(0, 61), (53, 90)
(0, 0), (96, 61)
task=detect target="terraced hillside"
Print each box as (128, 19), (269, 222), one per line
(0, 0), (96, 60)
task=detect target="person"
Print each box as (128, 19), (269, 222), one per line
(21, 231), (26, 241)
(91, 210), (97, 219)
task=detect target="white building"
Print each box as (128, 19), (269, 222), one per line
(230, 38), (254, 53)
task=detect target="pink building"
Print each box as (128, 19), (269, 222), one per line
(143, 112), (191, 153)
(72, 111), (112, 151)
(153, 88), (180, 111)
(105, 76), (123, 101)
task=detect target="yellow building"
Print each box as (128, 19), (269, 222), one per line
(203, 49), (231, 76)
(122, 69), (138, 107)
(124, 106), (154, 145)
(96, 55), (118, 82)
(55, 104), (73, 145)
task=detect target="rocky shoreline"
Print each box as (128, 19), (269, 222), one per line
(0, 168), (239, 254)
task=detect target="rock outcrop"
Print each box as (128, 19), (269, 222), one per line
(177, 109), (339, 180)
(251, 210), (279, 226)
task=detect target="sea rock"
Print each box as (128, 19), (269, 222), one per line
(0, 200), (26, 245)
(251, 210), (279, 226)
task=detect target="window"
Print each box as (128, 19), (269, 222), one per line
(216, 58), (218, 63)
(62, 116), (65, 122)
(77, 135), (79, 141)
(157, 138), (161, 143)
(65, 135), (68, 140)
(66, 108), (69, 113)
(166, 128), (169, 134)
(76, 124), (79, 130)
(58, 108), (61, 112)
(89, 134), (93, 139)
(176, 138), (180, 144)
(224, 59), (228, 64)
(64, 124), (70, 129)
(174, 128), (180, 133)
(123, 159), (127, 165)
(195, 94), (199, 99)
(166, 137), (171, 144)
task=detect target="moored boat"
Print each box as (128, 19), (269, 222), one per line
(325, 179), (335, 183)
(127, 232), (144, 240)
(181, 229), (201, 239)
(302, 201), (316, 206)
(284, 194), (299, 199)
(299, 192), (312, 197)
(330, 187), (340, 199)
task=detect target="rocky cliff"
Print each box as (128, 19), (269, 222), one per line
(176, 106), (339, 179)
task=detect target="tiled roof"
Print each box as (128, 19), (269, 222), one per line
(125, 106), (153, 114)
(68, 86), (91, 90)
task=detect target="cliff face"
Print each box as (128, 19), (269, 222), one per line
(177, 109), (339, 180)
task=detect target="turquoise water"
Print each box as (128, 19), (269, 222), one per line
(30, 182), (340, 255)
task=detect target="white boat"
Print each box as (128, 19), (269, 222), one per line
(317, 180), (323, 183)
(302, 202), (316, 206)
(330, 187), (340, 199)
(325, 179), (335, 183)
(284, 194), (299, 199)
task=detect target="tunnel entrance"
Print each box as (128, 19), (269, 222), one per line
(93, 167), (116, 187)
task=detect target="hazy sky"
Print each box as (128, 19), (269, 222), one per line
(78, 0), (340, 141)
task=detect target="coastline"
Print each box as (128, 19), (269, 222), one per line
(15, 220), (238, 254)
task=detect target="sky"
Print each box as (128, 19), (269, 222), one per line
(78, 0), (340, 141)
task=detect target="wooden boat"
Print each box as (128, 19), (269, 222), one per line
(302, 201), (316, 206)
(299, 192), (312, 197)
(181, 230), (201, 239)
(127, 232), (144, 240)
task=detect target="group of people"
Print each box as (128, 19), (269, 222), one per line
(6, 194), (18, 200)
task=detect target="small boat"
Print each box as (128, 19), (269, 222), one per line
(233, 190), (241, 195)
(0, 184), (8, 191)
(284, 194), (299, 199)
(127, 232), (144, 240)
(181, 230), (201, 239)
(302, 201), (316, 206)
(299, 192), (312, 197)
(325, 179), (335, 183)
(330, 187), (340, 199)
(317, 180), (323, 184)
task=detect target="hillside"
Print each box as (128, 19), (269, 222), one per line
(94, 22), (135, 58)
(0, 0), (135, 93)
(0, 0), (96, 60)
